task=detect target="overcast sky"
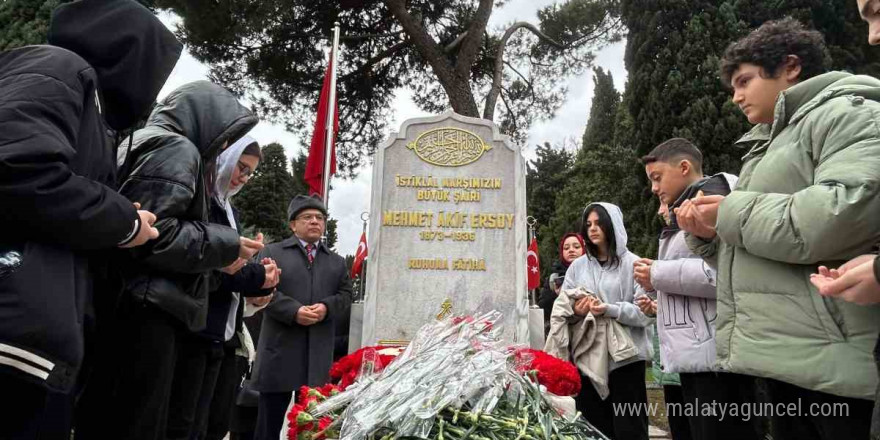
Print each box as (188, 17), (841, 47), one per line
(157, 0), (627, 256)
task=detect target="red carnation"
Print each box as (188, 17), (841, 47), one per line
(297, 386), (313, 405)
(514, 348), (581, 396)
(329, 346), (399, 391)
(312, 416), (334, 439)
(287, 403), (316, 440)
(319, 383), (340, 397)
(318, 416), (333, 430)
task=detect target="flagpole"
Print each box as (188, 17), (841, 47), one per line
(357, 211), (369, 302)
(526, 216), (537, 307)
(322, 22), (340, 206)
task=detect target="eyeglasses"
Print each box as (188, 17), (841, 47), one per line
(236, 162), (253, 179)
(295, 213), (326, 222)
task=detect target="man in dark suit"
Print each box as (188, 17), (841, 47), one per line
(251, 195), (352, 440)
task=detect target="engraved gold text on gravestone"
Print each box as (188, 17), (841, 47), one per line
(406, 128), (492, 167)
(392, 128), (510, 272)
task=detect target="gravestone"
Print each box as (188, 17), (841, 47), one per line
(360, 111), (530, 346)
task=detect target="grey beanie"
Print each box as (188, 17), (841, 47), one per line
(287, 195), (328, 221)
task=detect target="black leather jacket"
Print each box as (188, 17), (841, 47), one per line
(117, 81), (258, 331)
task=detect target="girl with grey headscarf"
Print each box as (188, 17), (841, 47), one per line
(167, 135), (280, 439)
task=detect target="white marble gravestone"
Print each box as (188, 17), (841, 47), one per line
(360, 111), (530, 346)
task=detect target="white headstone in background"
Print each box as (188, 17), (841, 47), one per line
(361, 111), (529, 345)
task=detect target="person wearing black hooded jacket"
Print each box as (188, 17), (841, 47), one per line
(75, 80), (260, 439)
(166, 136), (279, 440)
(0, 0), (180, 437)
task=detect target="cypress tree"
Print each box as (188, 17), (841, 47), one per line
(581, 67), (620, 153)
(0, 0), (60, 51)
(235, 143), (296, 243)
(539, 68), (642, 271)
(526, 142), (574, 278)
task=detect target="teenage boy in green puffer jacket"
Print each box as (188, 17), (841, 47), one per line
(677, 18), (880, 440)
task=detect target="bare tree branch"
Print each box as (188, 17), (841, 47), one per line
(499, 88), (519, 133)
(382, 0), (454, 84)
(504, 59), (534, 95)
(444, 31), (468, 53)
(341, 30), (407, 41)
(453, 0), (493, 78)
(339, 38), (411, 82)
(483, 21), (563, 120)
(382, 0), (479, 116)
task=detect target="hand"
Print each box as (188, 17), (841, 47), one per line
(239, 233), (265, 259)
(573, 296), (594, 316)
(262, 260), (280, 289)
(810, 258), (880, 305)
(308, 303), (328, 322)
(119, 202), (159, 248)
(295, 306), (320, 326)
(815, 254), (876, 280)
(591, 302), (608, 317)
(814, 254), (877, 281)
(841, 254), (877, 271)
(248, 293), (273, 308)
(221, 257), (247, 275)
(675, 194), (724, 240)
(633, 258), (654, 291)
(635, 295), (657, 316)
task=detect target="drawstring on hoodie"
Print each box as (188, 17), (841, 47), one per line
(118, 131), (135, 187)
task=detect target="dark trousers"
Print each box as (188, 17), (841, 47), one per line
(663, 385), (692, 440)
(678, 372), (761, 440)
(254, 391), (292, 440)
(75, 302), (183, 440)
(230, 403), (258, 440)
(575, 360), (649, 440)
(204, 346), (243, 440)
(166, 336), (224, 440)
(765, 377), (873, 440)
(230, 357), (258, 440)
(0, 374), (73, 440)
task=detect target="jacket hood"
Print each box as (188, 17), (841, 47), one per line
(776, 72), (880, 130)
(47, 0), (182, 131)
(215, 135), (258, 203)
(558, 232), (585, 266)
(667, 173), (738, 232)
(582, 202), (628, 257)
(148, 81), (258, 160)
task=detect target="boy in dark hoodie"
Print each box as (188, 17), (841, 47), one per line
(0, 0), (180, 437)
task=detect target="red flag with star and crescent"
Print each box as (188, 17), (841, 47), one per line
(350, 231), (368, 279)
(527, 237), (540, 290)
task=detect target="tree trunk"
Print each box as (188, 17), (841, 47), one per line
(383, 0), (480, 117)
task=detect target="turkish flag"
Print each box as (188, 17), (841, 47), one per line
(350, 231), (368, 279)
(304, 53), (339, 199)
(527, 237), (540, 290)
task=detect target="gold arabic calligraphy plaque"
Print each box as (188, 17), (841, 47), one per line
(406, 127), (492, 167)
